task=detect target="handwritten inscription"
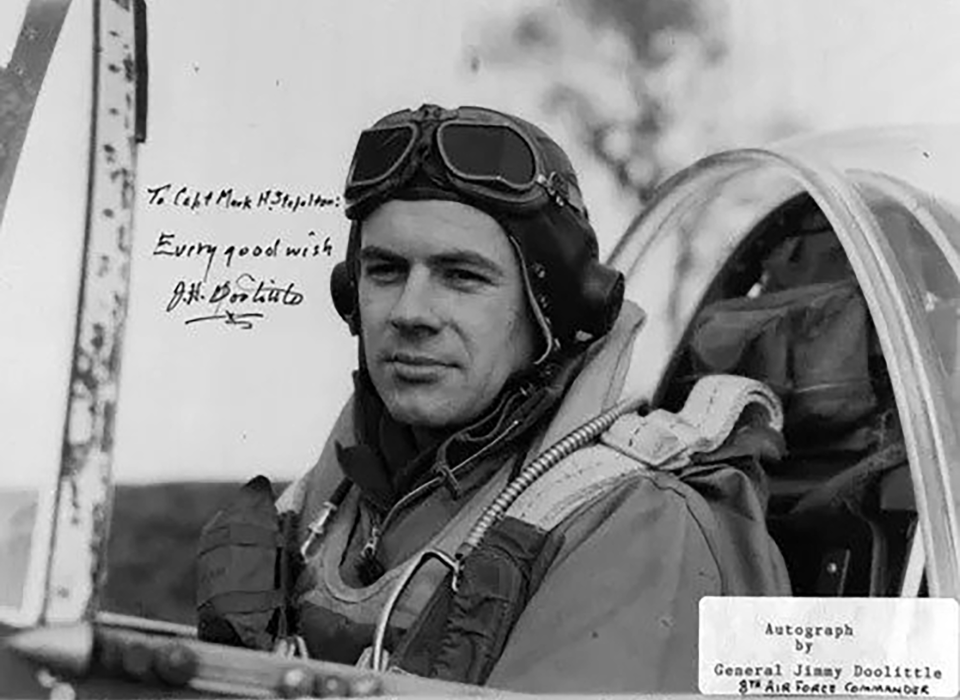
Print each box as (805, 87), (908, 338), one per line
(152, 232), (333, 281)
(147, 182), (339, 330)
(167, 274), (304, 330)
(166, 273), (305, 311)
(146, 183), (340, 213)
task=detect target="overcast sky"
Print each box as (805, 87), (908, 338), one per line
(4, 0), (960, 485)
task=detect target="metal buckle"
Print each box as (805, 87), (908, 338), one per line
(538, 171), (586, 216)
(369, 549), (460, 673)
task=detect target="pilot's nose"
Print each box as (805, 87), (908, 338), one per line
(388, 267), (440, 333)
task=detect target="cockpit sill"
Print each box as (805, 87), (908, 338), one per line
(3, 616), (501, 698)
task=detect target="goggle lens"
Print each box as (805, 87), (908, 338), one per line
(438, 123), (537, 190)
(348, 125), (416, 185)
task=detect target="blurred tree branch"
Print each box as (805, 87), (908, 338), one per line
(474, 0), (726, 205)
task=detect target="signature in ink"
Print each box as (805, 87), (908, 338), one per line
(168, 272), (305, 330)
(209, 272), (304, 306)
(184, 310), (265, 330)
(167, 280), (205, 312)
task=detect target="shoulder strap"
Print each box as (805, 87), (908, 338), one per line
(505, 374), (783, 531)
(393, 376), (783, 684)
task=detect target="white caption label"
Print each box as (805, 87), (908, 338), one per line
(699, 597), (958, 696)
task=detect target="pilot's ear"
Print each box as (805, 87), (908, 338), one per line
(330, 222), (361, 335)
(330, 261), (358, 335)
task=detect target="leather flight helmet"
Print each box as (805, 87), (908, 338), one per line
(330, 104), (624, 363)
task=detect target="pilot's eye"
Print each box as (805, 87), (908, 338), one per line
(445, 268), (488, 287)
(363, 261), (404, 283)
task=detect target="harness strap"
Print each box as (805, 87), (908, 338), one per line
(392, 374), (783, 684)
(506, 374), (783, 531)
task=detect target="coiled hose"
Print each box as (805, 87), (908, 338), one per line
(455, 395), (649, 561)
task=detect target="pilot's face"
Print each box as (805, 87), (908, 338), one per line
(358, 199), (537, 428)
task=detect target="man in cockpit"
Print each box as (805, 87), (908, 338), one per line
(258, 103), (789, 692)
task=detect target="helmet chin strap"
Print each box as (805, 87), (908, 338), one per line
(508, 237), (557, 365)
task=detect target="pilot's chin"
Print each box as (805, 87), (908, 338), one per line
(382, 392), (455, 429)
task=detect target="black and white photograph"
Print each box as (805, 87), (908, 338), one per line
(2, 0), (960, 697)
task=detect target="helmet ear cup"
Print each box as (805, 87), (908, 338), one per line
(578, 261), (624, 338)
(330, 260), (359, 335)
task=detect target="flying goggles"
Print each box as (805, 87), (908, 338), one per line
(343, 105), (587, 220)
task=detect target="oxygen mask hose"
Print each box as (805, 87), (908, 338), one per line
(369, 396), (649, 673)
(456, 395), (649, 562)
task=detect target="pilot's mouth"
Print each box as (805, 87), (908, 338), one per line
(385, 353), (452, 382)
